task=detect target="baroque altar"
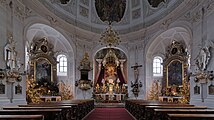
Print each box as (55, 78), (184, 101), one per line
(93, 48), (128, 102)
(160, 40), (190, 103)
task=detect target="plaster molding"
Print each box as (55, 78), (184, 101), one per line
(159, 18), (172, 30)
(47, 15), (59, 26)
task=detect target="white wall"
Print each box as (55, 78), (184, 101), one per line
(190, 2), (214, 108)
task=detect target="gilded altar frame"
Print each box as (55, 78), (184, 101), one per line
(29, 37), (57, 83)
(162, 41), (189, 103)
(33, 57), (55, 83)
(163, 56), (188, 96)
(166, 59), (184, 88)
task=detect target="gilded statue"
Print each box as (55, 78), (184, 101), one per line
(79, 52), (92, 70)
(121, 84), (126, 93)
(95, 84), (100, 93)
(114, 83), (120, 93)
(102, 84), (107, 93)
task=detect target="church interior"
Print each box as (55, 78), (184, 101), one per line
(0, 0), (214, 120)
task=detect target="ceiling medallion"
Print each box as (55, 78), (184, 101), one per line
(99, 24), (121, 47)
(60, 0), (70, 4)
(95, 0), (126, 23)
(148, 0), (165, 8)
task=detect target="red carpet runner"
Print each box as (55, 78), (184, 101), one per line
(84, 108), (135, 120)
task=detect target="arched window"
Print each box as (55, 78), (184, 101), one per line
(153, 56), (163, 76)
(57, 54), (67, 76)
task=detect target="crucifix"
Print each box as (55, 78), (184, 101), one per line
(131, 63), (142, 82)
(131, 62), (142, 98)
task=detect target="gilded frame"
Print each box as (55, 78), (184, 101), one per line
(34, 57), (53, 83)
(166, 59), (184, 88)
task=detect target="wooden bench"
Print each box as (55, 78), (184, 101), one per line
(136, 103), (192, 119)
(153, 109), (214, 120)
(18, 99), (94, 120)
(167, 113), (214, 120)
(144, 106), (207, 120)
(3, 106), (72, 120)
(125, 100), (163, 119)
(0, 115), (44, 120)
(0, 109), (61, 120)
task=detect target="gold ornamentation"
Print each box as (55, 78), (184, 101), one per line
(162, 40), (189, 103)
(26, 76), (44, 103)
(99, 25), (120, 47)
(76, 52), (93, 91)
(59, 83), (73, 100)
(148, 80), (160, 100)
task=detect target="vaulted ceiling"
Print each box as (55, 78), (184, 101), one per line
(38, 0), (185, 34)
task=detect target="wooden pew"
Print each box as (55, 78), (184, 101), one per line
(125, 100), (193, 120)
(167, 113), (214, 120)
(125, 99), (161, 119)
(145, 106), (207, 120)
(3, 106), (71, 120)
(153, 109), (214, 120)
(0, 109), (61, 120)
(137, 103), (192, 120)
(18, 99), (94, 120)
(0, 115), (44, 120)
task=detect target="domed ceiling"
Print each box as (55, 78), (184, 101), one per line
(38, 0), (184, 34)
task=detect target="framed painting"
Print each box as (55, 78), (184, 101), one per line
(34, 58), (52, 83)
(167, 60), (183, 87)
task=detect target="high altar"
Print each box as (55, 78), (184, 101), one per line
(93, 49), (128, 102)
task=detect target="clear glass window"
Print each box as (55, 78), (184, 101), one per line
(153, 56), (163, 76)
(57, 54), (67, 76)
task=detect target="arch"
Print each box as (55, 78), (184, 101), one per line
(24, 19), (76, 98)
(23, 16), (76, 56)
(146, 27), (192, 60)
(145, 27), (192, 99)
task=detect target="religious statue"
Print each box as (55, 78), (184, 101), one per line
(131, 63), (142, 81)
(121, 84), (126, 93)
(4, 34), (17, 70)
(79, 52), (92, 70)
(195, 47), (211, 71)
(102, 84), (107, 93)
(95, 84), (100, 93)
(131, 63), (143, 98)
(114, 83), (120, 93)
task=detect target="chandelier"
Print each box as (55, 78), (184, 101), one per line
(99, 25), (121, 47)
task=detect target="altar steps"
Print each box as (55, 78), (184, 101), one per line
(95, 103), (125, 108)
